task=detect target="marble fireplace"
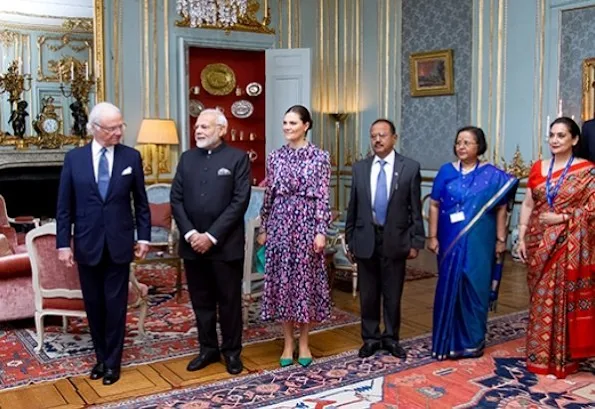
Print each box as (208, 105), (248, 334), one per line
(0, 149), (66, 221)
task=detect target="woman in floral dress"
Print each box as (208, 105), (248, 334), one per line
(259, 105), (332, 367)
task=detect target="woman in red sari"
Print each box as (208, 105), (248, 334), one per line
(517, 117), (595, 378)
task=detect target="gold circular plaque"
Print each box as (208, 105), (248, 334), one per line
(200, 63), (236, 96)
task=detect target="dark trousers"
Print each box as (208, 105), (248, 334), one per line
(184, 258), (243, 357)
(78, 248), (130, 370)
(356, 228), (406, 345)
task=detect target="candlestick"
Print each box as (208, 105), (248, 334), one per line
(85, 62), (89, 80)
(557, 99), (562, 117)
(571, 114), (575, 121)
(70, 62), (74, 81)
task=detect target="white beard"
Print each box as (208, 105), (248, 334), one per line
(195, 134), (219, 149)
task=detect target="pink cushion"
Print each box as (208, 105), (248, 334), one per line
(150, 203), (172, 229)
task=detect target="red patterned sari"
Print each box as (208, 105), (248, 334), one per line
(525, 160), (595, 378)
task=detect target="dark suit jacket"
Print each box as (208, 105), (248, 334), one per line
(170, 143), (251, 261)
(345, 151), (425, 260)
(580, 119), (595, 162)
(56, 143), (151, 266)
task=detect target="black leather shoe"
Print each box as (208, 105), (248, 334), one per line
(102, 368), (120, 385)
(90, 362), (105, 380)
(186, 352), (220, 372)
(224, 355), (243, 375)
(383, 342), (407, 359)
(358, 342), (381, 358)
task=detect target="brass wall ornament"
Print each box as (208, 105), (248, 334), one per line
(501, 145), (532, 180)
(175, 0), (274, 34)
(36, 34), (93, 82)
(0, 60), (32, 107)
(200, 63), (236, 96)
(62, 18), (94, 33)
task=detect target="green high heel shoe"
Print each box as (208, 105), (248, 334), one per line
(297, 357), (313, 367)
(279, 357), (293, 367)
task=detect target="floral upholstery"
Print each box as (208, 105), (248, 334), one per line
(27, 224), (149, 352)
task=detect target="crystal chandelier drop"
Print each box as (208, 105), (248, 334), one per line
(177, 0), (248, 28)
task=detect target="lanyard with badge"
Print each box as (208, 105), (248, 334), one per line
(545, 155), (573, 209)
(450, 161), (479, 224)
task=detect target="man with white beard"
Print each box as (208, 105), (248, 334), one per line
(170, 108), (251, 375)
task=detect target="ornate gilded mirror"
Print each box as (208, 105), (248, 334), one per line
(0, 0), (104, 148)
(583, 58), (595, 121)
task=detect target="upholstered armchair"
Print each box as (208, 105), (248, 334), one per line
(26, 224), (149, 352)
(146, 183), (177, 254)
(0, 226), (34, 321)
(242, 187), (265, 323)
(0, 194), (40, 245)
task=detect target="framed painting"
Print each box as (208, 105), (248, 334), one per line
(409, 49), (454, 97)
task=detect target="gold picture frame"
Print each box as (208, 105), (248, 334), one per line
(409, 49), (454, 97)
(582, 57), (595, 121)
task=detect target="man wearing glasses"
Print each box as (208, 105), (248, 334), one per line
(345, 118), (425, 360)
(56, 102), (150, 386)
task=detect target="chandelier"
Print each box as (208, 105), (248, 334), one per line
(177, 0), (248, 28)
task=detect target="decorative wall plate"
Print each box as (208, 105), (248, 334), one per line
(188, 99), (204, 117)
(231, 100), (254, 119)
(200, 63), (236, 96)
(246, 82), (262, 96)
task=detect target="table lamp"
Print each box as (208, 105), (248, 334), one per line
(136, 118), (179, 182)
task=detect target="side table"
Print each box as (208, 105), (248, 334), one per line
(130, 251), (184, 302)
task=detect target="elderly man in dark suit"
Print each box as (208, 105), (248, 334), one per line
(171, 108), (251, 375)
(580, 118), (595, 162)
(56, 102), (150, 385)
(345, 118), (425, 359)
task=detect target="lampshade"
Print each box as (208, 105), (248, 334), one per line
(136, 119), (179, 145)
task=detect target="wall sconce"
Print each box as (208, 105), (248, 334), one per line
(137, 119), (179, 182)
(328, 112), (349, 209)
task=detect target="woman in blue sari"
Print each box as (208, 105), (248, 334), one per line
(427, 126), (518, 360)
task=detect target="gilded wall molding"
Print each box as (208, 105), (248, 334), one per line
(62, 18), (93, 32)
(0, 30), (19, 47)
(583, 57), (595, 121)
(36, 34), (92, 82)
(93, 0), (106, 102)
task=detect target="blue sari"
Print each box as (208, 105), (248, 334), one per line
(431, 163), (518, 360)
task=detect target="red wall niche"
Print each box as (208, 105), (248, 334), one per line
(188, 46), (266, 185)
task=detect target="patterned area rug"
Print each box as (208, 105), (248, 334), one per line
(92, 311), (580, 409)
(0, 264), (359, 391)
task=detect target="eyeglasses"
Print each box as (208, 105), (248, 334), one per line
(455, 141), (478, 147)
(94, 122), (126, 133)
(370, 133), (392, 140)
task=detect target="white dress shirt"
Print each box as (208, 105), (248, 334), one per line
(91, 139), (114, 181)
(59, 140), (148, 250)
(370, 150), (395, 208)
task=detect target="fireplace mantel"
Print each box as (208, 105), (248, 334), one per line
(0, 149), (69, 170)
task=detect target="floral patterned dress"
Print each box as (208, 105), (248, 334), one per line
(259, 142), (332, 323)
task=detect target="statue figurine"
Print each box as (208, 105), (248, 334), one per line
(70, 101), (88, 138)
(8, 100), (28, 137)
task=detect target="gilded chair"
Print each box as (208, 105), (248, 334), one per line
(146, 183), (177, 254)
(26, 224), (149, 352)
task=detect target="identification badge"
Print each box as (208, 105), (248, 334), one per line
(450, 211), (465, 223)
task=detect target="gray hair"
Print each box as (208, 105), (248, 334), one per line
(86, 102), (122, 136)
(200, 108), (228, 127)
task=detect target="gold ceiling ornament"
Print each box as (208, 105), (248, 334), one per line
(0, 30), (19, 47)
(62, 18), (94, 33)
(500, 145), (532, 179)
(200, 63), (236, 96)
(175, 0), (274, 34)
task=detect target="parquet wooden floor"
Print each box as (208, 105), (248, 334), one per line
(0, 251), (529, 408)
